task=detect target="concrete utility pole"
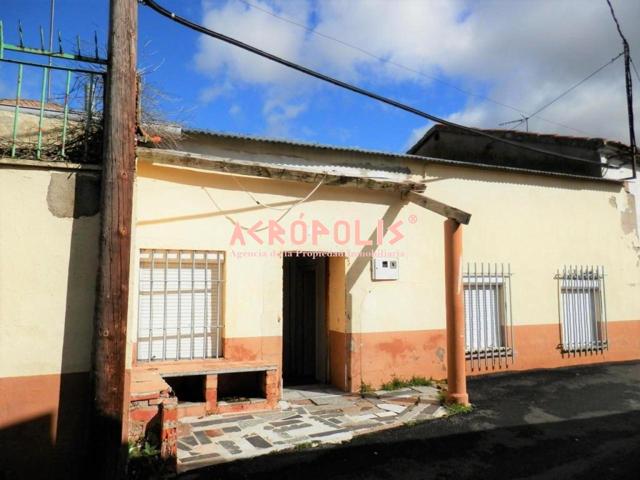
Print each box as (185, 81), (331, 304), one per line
(91, 0), (137, 477)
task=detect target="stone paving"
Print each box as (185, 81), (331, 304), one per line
(176, 384), (449, 471)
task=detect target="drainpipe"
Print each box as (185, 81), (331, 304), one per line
(444, 219), (469, 405)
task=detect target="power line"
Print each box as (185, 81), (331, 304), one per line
(503, 52), (623, 132)
(235, 0), (520, 113)
(529, 52), (623, 120)
(235, 0), (592, 136)
(605, 0), (626, 41)
(140, 0), (619, 169)
(605, 0), (636, 178)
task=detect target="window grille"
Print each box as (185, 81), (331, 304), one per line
(137, 249), (224, 361)
(557, 265), (607, 353)
(463, 263), (514, 369)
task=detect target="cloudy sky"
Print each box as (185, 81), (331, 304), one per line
(3, 0), (640, 152)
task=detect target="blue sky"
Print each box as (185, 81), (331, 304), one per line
(2, 0), (639, 153)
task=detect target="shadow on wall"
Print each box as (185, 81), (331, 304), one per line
(0, 170), (101, 480)
(343, 199), (405, 389)
(57, 170), (101, 479)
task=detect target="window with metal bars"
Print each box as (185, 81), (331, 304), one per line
(137, 249), (224, 361)
(463, 263), (514, 369)
(557, 266), (608, 353)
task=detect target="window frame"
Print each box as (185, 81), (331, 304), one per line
(557, 265), (608, 353)
(136, 249), (225, 362)
(462, 263), (514, 370)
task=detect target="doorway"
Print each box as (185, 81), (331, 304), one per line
(282, 255), (327, 386)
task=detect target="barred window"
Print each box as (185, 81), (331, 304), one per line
(137, 249), (224, 361)
(558, 266), (607, 352)
(463, 263), (514, 369)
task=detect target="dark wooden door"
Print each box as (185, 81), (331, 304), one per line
(283, 257), (318, 384)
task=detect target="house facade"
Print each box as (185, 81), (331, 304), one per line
(126, 129), (640, 441)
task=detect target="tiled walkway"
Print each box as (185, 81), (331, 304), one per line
(177, 384), (448, 471)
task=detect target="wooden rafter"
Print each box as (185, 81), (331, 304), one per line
(138, 147), (426, 194)
(405, 191), (471, 225)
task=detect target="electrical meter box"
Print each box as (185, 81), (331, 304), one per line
(371, 257), (399, 280)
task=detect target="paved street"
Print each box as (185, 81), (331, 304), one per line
(180, 361), (640, 480)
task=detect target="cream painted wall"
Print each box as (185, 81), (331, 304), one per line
(131, 161), (441, 342)
(130, 148), (640, 368)
(425, 164), (640, 326)
(0, 166), (100, 378)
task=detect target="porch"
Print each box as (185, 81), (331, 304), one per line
(176, 383), (448, 471)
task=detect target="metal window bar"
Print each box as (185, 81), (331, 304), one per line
(0, 20), (105, 163)
(463, 262), (515, 371)
(137, 249), (225, 362)
(557, 265), (608, 354)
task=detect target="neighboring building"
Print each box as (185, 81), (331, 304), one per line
(409, 124), (640, 232)
(0, 151), (101, 479)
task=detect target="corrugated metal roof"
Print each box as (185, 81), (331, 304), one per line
(184, 128), (417, 161)
(408, 124), (630, 154)
(180, 128), (622, 184)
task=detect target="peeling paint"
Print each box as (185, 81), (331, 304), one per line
(47, 172), (100, 218)
(620, 192), (638, 236)
(376, 338), (415, 363)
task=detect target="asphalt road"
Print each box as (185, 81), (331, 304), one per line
(181, 361), (640, 480)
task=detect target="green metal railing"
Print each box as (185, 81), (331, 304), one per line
(0, 20), (107, 163)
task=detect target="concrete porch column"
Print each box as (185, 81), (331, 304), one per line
(444, 219), (469, 405)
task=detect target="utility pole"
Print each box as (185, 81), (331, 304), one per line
(91, 0), (137, 478)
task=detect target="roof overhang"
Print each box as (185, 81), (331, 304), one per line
(137, 147), (471, 224)
(138, 147), (426, 194)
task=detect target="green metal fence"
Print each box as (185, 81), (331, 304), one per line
(0, 21), (107, 163)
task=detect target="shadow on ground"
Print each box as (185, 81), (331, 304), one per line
(180, 362), (640, 480)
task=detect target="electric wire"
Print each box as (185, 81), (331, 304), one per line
(605, 0), (637, 178)
(140, 0), (620, 169)
(202, 174), (326, 231)
(235, 0), (593, 136)
(506, 52), (623, 132)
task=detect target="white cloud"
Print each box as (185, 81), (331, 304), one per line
(263, 98), (307, 136)
(193, 0), (640, 144)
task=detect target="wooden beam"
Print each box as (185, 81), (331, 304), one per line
(406, 191), (471, 224)
(138, 147), (426, 194)
(91, 0), (137, 478)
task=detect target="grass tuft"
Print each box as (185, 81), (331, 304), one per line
(380, 375), (433, 391)
(359, 382), (374, 396)
(445, 402), (474, 415)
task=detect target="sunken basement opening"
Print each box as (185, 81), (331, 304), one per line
(218, 371), (265, 403)
(164, 375), (206, 403)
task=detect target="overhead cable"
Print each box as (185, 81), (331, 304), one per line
(235, 0), (593, 136)
(605, 0), (637, 178)
(503, 52), (623, 132)
(140, 0), (620, 169)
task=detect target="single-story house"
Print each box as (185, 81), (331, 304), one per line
(125, 127), (640, 441)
